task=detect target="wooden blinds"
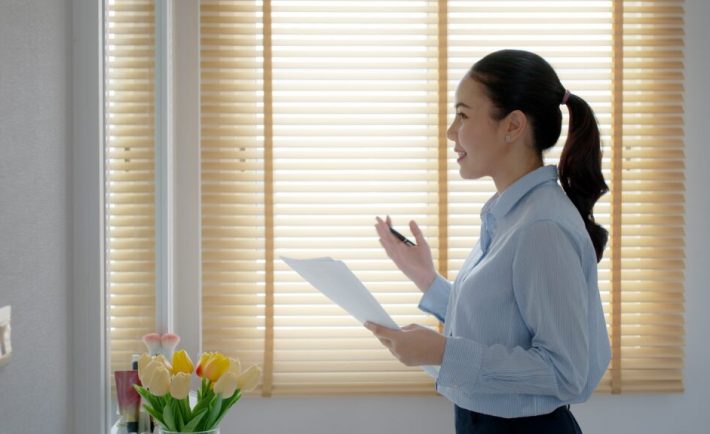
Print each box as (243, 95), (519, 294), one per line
(105, 0), (157, 377)
(105, 0), (685, 396)
(200, 0), (443, 395)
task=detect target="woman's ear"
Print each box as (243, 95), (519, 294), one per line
(502, 110), (528, 144)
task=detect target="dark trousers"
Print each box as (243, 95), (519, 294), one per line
(454, 405), (583, 434)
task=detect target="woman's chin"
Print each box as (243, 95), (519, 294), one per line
(458, 166), (484, 180)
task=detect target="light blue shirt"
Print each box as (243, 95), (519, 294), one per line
(419, 165), (610, 418)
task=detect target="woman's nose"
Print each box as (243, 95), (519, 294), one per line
(446, 122), (456, 141)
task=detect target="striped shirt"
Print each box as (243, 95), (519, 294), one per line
(419, 165), (610, 418)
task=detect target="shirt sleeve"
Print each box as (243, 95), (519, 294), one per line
(437, 220), (590, 401)
(417, 274), (451, 323)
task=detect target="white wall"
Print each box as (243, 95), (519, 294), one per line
(0, 1), (72, 433)
(218, 0), (710, 433)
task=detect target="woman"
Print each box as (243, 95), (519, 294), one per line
(365, 49), (611, 433)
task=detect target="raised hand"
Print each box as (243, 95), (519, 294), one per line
(374, 216), (437, 293)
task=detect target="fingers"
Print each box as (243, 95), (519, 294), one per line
(375, 216), (402, 255)
(365, 322), (397, 355)
(375, 215), (414, 248)
(374, 216), (392, 240)
(364, 321), (398, 339)
(409, 220), (428, 246)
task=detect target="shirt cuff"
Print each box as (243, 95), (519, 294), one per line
(417, 275), (451, 322)
(437, 336), (486, 390)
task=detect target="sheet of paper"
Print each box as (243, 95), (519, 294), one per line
(281, 256), (399, 329)
(281, 256), (440, 379)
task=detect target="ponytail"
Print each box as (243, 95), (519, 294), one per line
(559, 93), (609, 262)
(470, 49), (609, 262)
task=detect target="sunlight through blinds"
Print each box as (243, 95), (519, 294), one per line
(105, 0), (157, 378)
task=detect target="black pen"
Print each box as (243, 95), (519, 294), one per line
(389, 225), (416, 246)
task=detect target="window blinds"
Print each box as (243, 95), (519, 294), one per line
(105, 0), (685, 396)
(200, 0), (443, 395)
(615, 0), (685, 393)
(105, 0), (157, 376)
(198, 0), (684, 395)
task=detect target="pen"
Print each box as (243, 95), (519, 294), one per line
(389, 225), (416, 246)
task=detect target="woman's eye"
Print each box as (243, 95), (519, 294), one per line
(456, 112), (467, 120)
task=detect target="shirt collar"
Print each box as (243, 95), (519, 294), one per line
(482, 165), (558, 220)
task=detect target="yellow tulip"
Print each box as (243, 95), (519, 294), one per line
(195, 352), (214, 378)
(171, 349), (194, 375)
(213, 372), (238, 398)
(202, 353), (230, 383)
(146, 365), (171, 396)
(236, 365), (261, 392)
(169, 372), (191, 399)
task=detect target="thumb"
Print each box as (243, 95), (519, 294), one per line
(409, 220), (428, 246)
(364, 322), (398, 339)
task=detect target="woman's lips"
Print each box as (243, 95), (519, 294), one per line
(456, 151), (467, 163)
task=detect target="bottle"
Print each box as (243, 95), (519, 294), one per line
(127, 354), (140, 433)
(131, 353), (140, 371)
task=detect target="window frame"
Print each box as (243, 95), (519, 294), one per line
(72, 0), (108, 433)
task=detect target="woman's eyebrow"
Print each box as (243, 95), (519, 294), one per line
(455, 102), (471, 110)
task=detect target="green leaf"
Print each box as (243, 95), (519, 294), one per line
(175, 403), (184, 431)
(196, 394), (218, 432)
(182, 397), (192, 421)
(142, 404), (165, 427)
(162, 399), (177, 432)
(182, 409), (207, 432)
(134, 386), (164, 413)
(173, 398), (185, 431)
(191, 394), (211, 417)
(203, 394), (223, 430)
(214, 390), (242, 426)
(148, 395), (163, 412)
(199, 377), (207, 400)
(155, 395), (166, 413)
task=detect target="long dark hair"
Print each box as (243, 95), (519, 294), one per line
(469, 49), (609, 262)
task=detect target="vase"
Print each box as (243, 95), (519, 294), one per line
(159, 428), (219, 434)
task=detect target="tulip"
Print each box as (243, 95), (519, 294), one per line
(142, 333), (162, 355)
(213, 372), (239, 398)
(202, 353), (230, 383)
(169, 372), (191, 400)
(160, 333), (180, 360)
(154, 354), (172, 371)
(171, 349), (194, 375)
(195, 352), (214, 378)
(137, 353), (152, 380)
(139, 358), (163, 385)
(139, 354), (173, 384)
(236, 365), (261, 392)
(146, 365), (171, 396)
(227, 357), (241, 376)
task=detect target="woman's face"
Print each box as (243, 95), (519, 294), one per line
(447, 77), (508, 180)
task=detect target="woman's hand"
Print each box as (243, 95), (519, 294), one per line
(364, 322), (446, 366)
(374, 216), (436, 292)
